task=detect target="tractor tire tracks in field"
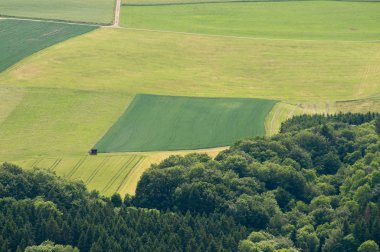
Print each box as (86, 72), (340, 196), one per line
(102, 156), (139, 194)
(116, 156), (144, 192)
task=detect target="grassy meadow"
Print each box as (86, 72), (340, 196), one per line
(0, 19), (96, 72)
(120, 1), (380, 40)
(122, 0), (380, 5)
(1, 28), (379, 102)
(0, 0), (115, 24)
(0, 87), (132, 161)
(95, 94), (276, 152)
(0, 0), (379, 195)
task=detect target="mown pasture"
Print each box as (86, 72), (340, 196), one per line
(122, 0), (380, 5)
(0, 19), (96, 73)
(0, 0), (115, 24)
(0, 87), (133, 161)
(1, 28), (379, 102)
(95, 94), (276, 152)
(121, 1), (380, 40)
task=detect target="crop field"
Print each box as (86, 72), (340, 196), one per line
(12, 154), (144, 195)
(0, 87), (133, 161)
(95, 94), (276, 152)
(0, 0), (379, 195)
(0, 19), (96, 72)
(1, 28), (379, 102)
(121, 1), (380, 41)
(122, 0), (379, 5)
(0, 0), (115, 24)
(122, 0), (290, 5)
(120, 1), (380, 41)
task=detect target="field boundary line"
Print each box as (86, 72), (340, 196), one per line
(0, 15), (102, 27)
(115, 27), (380, 43)
(2, 16), (379, 43)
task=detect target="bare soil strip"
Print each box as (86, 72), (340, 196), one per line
(112, 0), (121, 27)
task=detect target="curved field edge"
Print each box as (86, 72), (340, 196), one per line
(265, 101), (341, 135)
(0, 0), (115, 25)
(7, 147), (225, 196)
(94, 94), (276, 152)
(120, 1), (380, 41)
(0, 19), (97, 73)
(8, 154), (144, 196)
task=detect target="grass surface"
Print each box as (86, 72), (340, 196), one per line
(336, 95), (380, 113)
(0, 19), (96, 73)
(120, 1), (380, 40)
(12, 154), (144, 195)
(11, 147), (225, 196)
(1, 1), (380, 196)
(0, 87), (132, 161)
(122, 0), (380, 5)
(1, 28), (379, 102)
(95, 94), (276, 152)
(0, 0), (115, 24)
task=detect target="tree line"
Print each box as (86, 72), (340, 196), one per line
(0, 113), (379, 251)
(133, 114), (380, 251)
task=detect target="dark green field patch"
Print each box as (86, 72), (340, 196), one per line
(95, 94), (276, 152)
(0, 19), (96, 73)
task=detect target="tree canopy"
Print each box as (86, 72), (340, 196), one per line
(0, 114), (379, 251)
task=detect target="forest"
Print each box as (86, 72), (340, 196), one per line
(0, 113), (379, 251)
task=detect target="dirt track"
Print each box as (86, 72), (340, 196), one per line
(112, 0), (121, 27)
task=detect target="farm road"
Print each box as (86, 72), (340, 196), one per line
(113, 0), (121, 27)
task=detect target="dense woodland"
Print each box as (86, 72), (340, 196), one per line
(1, 114), (380, 251)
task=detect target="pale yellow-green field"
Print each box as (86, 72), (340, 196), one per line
(1, 28), (379, 102)
(11, 147), (225, 195)
(0, 0), (115, 24)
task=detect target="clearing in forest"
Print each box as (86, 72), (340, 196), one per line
(95, 94), (276, 152)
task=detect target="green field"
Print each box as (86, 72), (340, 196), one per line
(95, 94), (276, 152)
(0, 0), (115, 24)
(1, 28), (379, 102)
(123, 0), (292, 4)
(121, 1), (380, 40)
(0, 19), (96, 73)
(0, 0), (379, 195)
(0, 87), (132, 161)
(122, 0), (380, 5)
